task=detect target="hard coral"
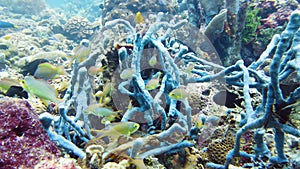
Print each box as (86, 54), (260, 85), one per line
(207, 136), (235, 164)
(102, 0), (177, 24)
(0, 97), (60, 169)
(79, 145), (104, 169)
(63, 16), (95, 41)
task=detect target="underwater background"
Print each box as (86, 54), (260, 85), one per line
(0, 0), (300, 168)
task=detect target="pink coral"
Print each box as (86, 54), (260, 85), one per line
(0, 98), (60, 169)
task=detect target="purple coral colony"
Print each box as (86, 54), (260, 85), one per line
(0, 0), (300, 168)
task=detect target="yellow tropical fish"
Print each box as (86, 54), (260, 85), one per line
(145, 72), (162, 90)
(120, 68), (136, 80)
(168, 87), (189, 100)
(102, 82), (114, 96)
(135, 12), (145, 24)
(71, 39), (91, 63)
(88, 65), (106, 76)
(34, 62), (67, 80)
(3, 35), (12, 40)
(91, 122), (140, 139)
(85, 104), (120, 123)
(22, 76), (60, 105)
(192, 116), (204, 129)
(100, 82), (115, 104)
(0, 77), (20, 93)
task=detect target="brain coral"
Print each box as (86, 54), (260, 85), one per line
(207, 136), (235, 164)
(0, 97), (60, 168)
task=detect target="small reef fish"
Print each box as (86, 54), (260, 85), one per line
(192, 116), (204, 129)
(145, 72), (162, 90)
(71, 39), (91, 63)
(0, 77), (21, 93)
(88, 65), (106, 76)
(135, 12), (145, 24)
(34, 62), (67, 80)
(0, 21), (17, 29)
(20, 59), (49, 76)
(98, 81), (115, 104)
(168, 87), (189, 100)
(148, 55), (157, 67)
(85, 104), (118, 117)
(120, 68), (136, 80)
(91, 122), (140, 139)
(22, 76), (60, 105)
(2, 34), (12, 40)
(102, 82), (115, 98)
(85, 104), (120, 123)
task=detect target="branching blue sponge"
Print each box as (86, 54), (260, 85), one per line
(39, 9), (300, 165)
(206, 10), (300, 169)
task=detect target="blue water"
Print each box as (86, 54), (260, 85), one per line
(45, 0), (65, 7)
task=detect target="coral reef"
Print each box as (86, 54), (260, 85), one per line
(61, 16), (95, 41)
(34, 6), (300, 169)
(0, 97), (60, 168)
(1, 0), (300, 169)
(102, 0), (177, 24)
